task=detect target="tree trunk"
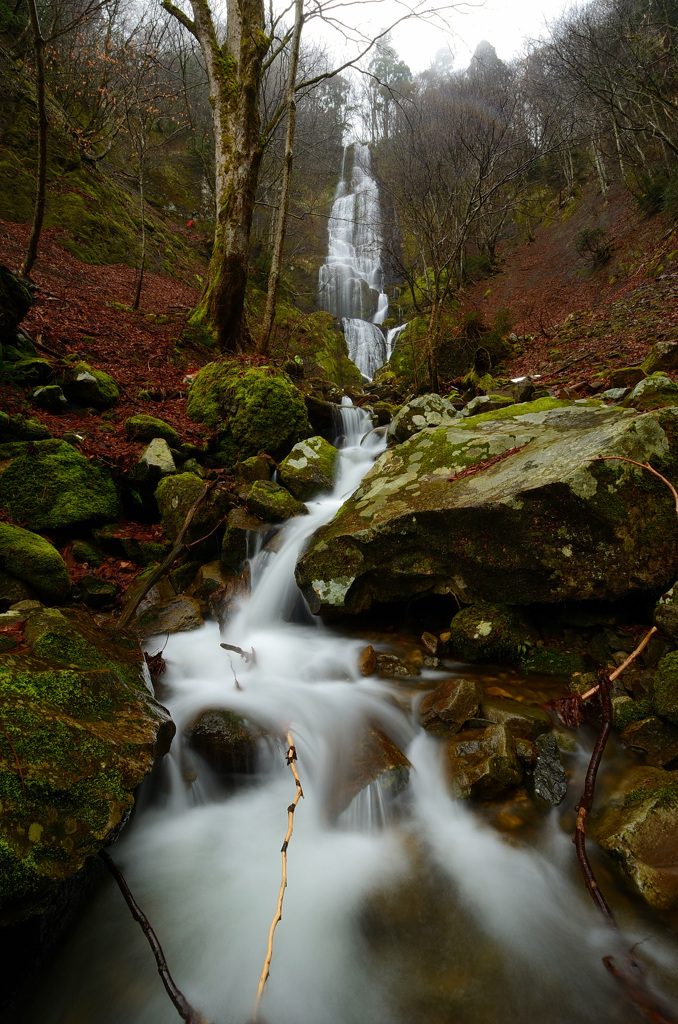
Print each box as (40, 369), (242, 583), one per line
(132, 143), (146, 311)
(20, 0), (47, 279)
(257, 0), (304, 356)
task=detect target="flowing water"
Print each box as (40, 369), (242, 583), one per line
(22, 406), (678, 1024)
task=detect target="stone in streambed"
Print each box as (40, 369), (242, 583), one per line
(279, 435), (338, 501)
(445, 723), (523, 799)
(246, 480), (307, 523)
(419, 677), (481, 734)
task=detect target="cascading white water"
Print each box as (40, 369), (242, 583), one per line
(23, 405), (678, 1024)
(318, 144), (391, 380)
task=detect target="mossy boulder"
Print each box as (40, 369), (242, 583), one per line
(0, 523), (70, 602)
(12, 357), (54, 386)
(246, 480), (308, 523)
(61, 360), (119, 410)
(591, 766), (678, 911)
(0, 610), (174, 921)
(124, 414), (181, 448)
(279, 436), (338, 501)
(448, 603), (538, 665)
(187, 363), (311, 461)
(387, 394), (458, 445)
(0, 265), (31, 338)
(296, 404), (678, 615)
(28, 384), (67, 413)
(155, 474), (234, 552)
(622, 373), (678, 411)
(641, 341), (678, 375)
(653, 652), (678, 724)
(235, 456), (271, 482)
(0, 412), (51, 442)
(0, 440), (120, 531)
(222, 507), (265, 572)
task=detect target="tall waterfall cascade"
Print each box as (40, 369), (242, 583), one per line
(21, 406), (678, 1023)
(318, 143), (403, 380)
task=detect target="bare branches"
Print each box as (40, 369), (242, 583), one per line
(252, 733), (304, 1021)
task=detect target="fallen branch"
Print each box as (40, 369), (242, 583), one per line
(118, 480), (218, 629)
(220, 642), (255, 664)
(251, 733), (304, 1022)
(100, 850), (211, 1024)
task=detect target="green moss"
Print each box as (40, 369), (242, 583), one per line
(623, 778), (678, 809)
(653, 652), (678, 724)
(186, 359), (238, 428)
(0, 522), (70, 601)
(247, 480), (308, 522)
(455, 397), (580, 429)
(0, 439), (120, 530)
(124, 414), (181, 447)
(613, 696), (654, 729)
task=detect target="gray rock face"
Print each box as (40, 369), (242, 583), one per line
(296, 402), (678, 615)
(135, 438), (176, 482)
(387, 394), (458, 445)
(641, 340), (678, 375)
(531, 733), (568, 806)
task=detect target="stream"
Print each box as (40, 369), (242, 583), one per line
(19, 404), (678, 1024)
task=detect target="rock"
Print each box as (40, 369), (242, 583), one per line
(155, 474), (234, 552)
(279, 436), (338, 501)
(246, 480), (308, 523)
(421, 631), (446, 656)
(600, 387), (629, 401)
(375, 652), (421, 678)
(296, 403), (678, 615)
(92, 524), (170, 566)
(134, 438), (176, 483)
(0, 265), (32, 337)
(448, 603), (538, 665)
(0, 411), (51, 442)
(609, 366), (646, 390)
(234, 455), (271, 482)
(472, 696), (551, 740)
(358, 645), (377, 676)
(209, 569), (250, 629)
(621, 372), (678, 411)
(386, 394), (458, 445)
(445, 723), (522, 799)
(514, 378), (535, 403)
(184, 708), (262, 782)
(70, 539), (103, 567)
(0, 439), (120, 531)
(134, 596), (203, 637)
(28, 385), (67, 413)
(61, 360), (119, 409)
(124, 414), (180, 447)
(418, 677), (481, 733)
(652, 652), (678, 724)
(187, 560), (229, 602)
(0, 523), (70, 602)
(0, 568), (34, 610)
(0, 611), (174, 920)
(530, 732), (567, 806)
(328, 727), (410, 820)
(591, 766), (678, 911)
(187, 362), (311, 461)
(76, 575), (118, 609)
(621, 717), (678, 768)
(11, 357), (54, 386)
(221, 507), (264, 573)
(653, 583), (678, 642)
(641, 341), (678, 375)
(458, 394), (515, 418)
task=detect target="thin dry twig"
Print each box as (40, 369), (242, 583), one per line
(252, 732), (304, 1021)
(100, 850), (211, 1024)
(586, 456), (678, 515)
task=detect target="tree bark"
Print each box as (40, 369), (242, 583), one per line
(257, 0), (304, 355)
(20, 0), (47, 279)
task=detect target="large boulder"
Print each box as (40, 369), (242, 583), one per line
(279, 436), (338, 501)
(0, 609), (174, 921)
(0, 265), (31, 340)
(0, 440), (120, 531)
(0, 523), (70, 602)
(154, 473), (234, 548)
(61, 360), (119, 410)
(296, 402), (678, 615)
(387, 394), (458, 445)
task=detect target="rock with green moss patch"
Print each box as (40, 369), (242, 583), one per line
(246, 480), (308, 523)
(155, 474), (234, 553)
(591, 766), (678, 911)
(653, 584), (678, 642)
(622, 373), (678, 411)
(235, 456), (271, 482)
(641, 341), (678, 375)
(0, 567), (34, 609)
(449, 603), (538, 665)
(0, 412), (51, 442)
(296, 404), (678, 615)
(0, 440), (120, 531)
(61, 360), (119, 410)
(653, 652), (678, 724)
(12, 357), (54, 386)
(0, 611), (174, 921)
(0, 265), (32, 338)
(134, 595), (203, 637)
(28, 384), (67, 413)
(387, 394), (458, 445)
(459, 394), (515, 418)
(0, 523), (70, 602)
(124, 414), (181, 448)
(279, 436), (338, 501)
(187, 363), (311, 461)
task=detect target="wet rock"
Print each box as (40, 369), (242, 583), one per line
(184, 708), (262, 782)
(445, 723), (523, 799)
(296, 403), (678, 614)
(0, 522), (70, 602)
(621, 717), (678, 768)
(358, 645), (377, 676)
(279, 435), (338, 501)
(209, 569), (250, 629)
(530, 732), (568, 806)
(61, 360), (119, 409)
(386, 393), (458, 445)
(375, 652), (420, 678)
(134, 596), (203, 637)
(591, 766), (678, 911)
(641, 341), (678, 375)
(653, 583), (678, 642)
(449, 602), (538, 665)
(187, 560), (230, 603)
(652, 652), (678, 724)
(221, 507), (264, 573)
(419, 677), (481, 734)
(471, 696), (551, 741)
(246, 480), (308, 523)
(421, 631), (446, 656)
(328, 727), (410, 820)
(0, 439), (121, 532)
(124, 414), (180, 448)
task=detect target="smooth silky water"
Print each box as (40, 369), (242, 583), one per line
(21, 406), (678, 1024)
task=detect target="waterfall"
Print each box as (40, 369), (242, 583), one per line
(318, 144), (391, 380)
(21, 405), (678, 1024)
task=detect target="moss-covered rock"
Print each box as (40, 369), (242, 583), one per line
(0, 412), (51, 442)
(653, 652), (678, 724)
(134, 596), (203, 637)
(28, 384), (67, 413)
(622, 373), (678, 411)
(279, 436), (338, 501)
(187, 363), (311, 461)
(155, 474), (234, 551)
(0, 265), (31, 338)
(234, 456), (271, 482)
(61, 360), (119, 410)
(246, 480), (308, 523)
(221, 507), (265, 572)
(653, 583), (678, 642)
(0, 611), (174, 921)
(387, 394), (458, 445)
(0, 523), (70, 602)
(448, 603), (538, 665)
(11, 357), (54, 386)
(0, 440), (120, 531)
(641, 341), (678, 375)
(124, 414), (181, 448)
